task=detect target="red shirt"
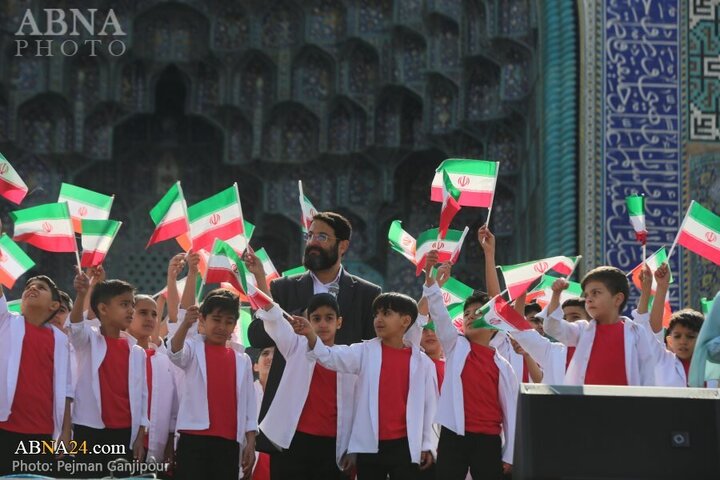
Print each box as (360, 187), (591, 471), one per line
(0, 322), (54, 434)
(680, 357), (691, 385)
(144, 349), (156, 449)
(585, 322), (628, 386)
(183, 344), (237, 441)
(566, 346), (576, 370)
(461, 342), (502, 435)
(522, 358), (529, 383)
(432, 358), (445, 391)
(378, 343), (411, 440)
(297, 364), (337, 437)
(100, 336), (131, 429)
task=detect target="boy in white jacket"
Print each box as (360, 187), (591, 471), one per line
(256, 293), (356, 479)
(292, 291), (437, 479)
(423, 253), (517, 479)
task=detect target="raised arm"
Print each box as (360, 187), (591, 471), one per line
(69, 268), (92, 348)
(636, 264), (653, 315)
(169, 305), (199, 361)
(83, 265), (105, 321)
(166, 253), (185, 323)
(478, 225), (501, 297)
(423, 254), (459, 354)
(242, 248), (270, 298)
(649, 262), (670, 334)
(255, 304), (302, 358)
(543, 278), (581, 346)
(180, 251), (201, 309)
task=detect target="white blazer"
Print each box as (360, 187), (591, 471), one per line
(167, 334), (257, 448)
(256, 305), (356, 466)
(308, 337), (438, 465)
(69, 323), (149, 446)
(512, 328), (567, 385)
(630, 312), (686, 387)
(543, 308), (657, 386)
(490, 331), (527, 383)
(424, 283), (518, 464)
(142, 342), (179, 462)
(0, 308), (72, 439)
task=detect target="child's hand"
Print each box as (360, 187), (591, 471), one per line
(509, 336), (527, 356)
(436, 262), (452, 288)
(340, 453), (356, 473)
(417, 297), (429, 316)
(132, 430), (145, 461)
(242, 248), (266, 277)
(289, 315), (313, 336)
(639, 264), (652, 294)
(478, 225), (495, 253)
(186, 251), (201, 274)
(167, 253), (186, 279)
(424, 250), (439, 286)
(654, 262), (670, 288)
(551, 278), (569, 294)
(183, 305), (200, 325)
(88, 265), (106, 285)
(420, 451), (434, 470)
(241, 442), (255, 479)
(74, 268), (90, 296)
(503, 462), (513, 474)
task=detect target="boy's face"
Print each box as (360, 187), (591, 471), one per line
(22, 280), (60, 314)
(201, 307), (237, 345)
(373, 308), (411, 340)
(528, 316), (545, 336)
(463, 302), (483, 333)
(99, 291), (135, 330)
(563, 306), (588, 322)
(421, 328), (441, 356)
(666, 324), (698, 361)
(49, 303), (70, 330)
(253, 346), (274, 382)
(308, 305), (342, 344)
(129, 298), (158, 338)
(582, 281), (623, 321)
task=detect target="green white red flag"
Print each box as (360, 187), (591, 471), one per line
(254, 247), (280, 287)
(0, 153), (28, 205)
(282, 265), (307, 277)
(424, 302), (465, 333)
(673, 201), (720, 266)
(80, 219), (122, 268)
(415, 227), (469, 275)
(205, 239), (245, 292)
(431, 159), (498, 208)
(439, 275), (474, 307)
(629, 246), (672, 293)
(472, 292), (533, 332)
(298, 180), (319, 233)
(439, 169), (461, 239)
(146, 182), (190, 249)
(236, 260), (274, 310)
(499, 256), (580, 300)
(388, 220), (417, 265)
(526, 275), (583, 309)
(7, 299), (21, 314)
(0, 234), (35, 289)
(625, 194), (647, 245)
(10, 202), (77, 253)
(58, 183), (114, 234)
(188, 184), (248, 253)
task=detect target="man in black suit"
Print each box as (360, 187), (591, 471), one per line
(248, 212), (381, 452)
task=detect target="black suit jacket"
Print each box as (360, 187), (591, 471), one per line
(247, 270), (381, 451)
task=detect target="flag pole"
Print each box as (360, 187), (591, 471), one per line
(641, 243), (646, 265)
(481, 162), (499, 245)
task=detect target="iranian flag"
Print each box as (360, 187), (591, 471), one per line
(58, 183), (114, 234)
(625, 194), (647, 244)
(499, 256), (580, 300)
(298, 180), (319, 233)
(80, 219), (122, 268)
(674, 201), (720, 266)
(147, 182), (190, 249)
(255, 248), (280, 286)
(701, 297), (714, 316)
(526, 275), (583, 308)
(415, 227), (469, 276)
(205, 239), (245, 292)
(0, 234), (35, 288)
(439, 169), (461, 239)
(7, 299), (21, 314)
(388, 220), (417, 265)
(439, 275), (474, 307)
(424, 302), (465, 333)
(430, 159), (498, 208)
(629, 247), (673, 293)
(188, 184), (248, 253)
(472, 292), (533, 332)
(236, 307), (253, 347)
(235, 260), (274, 310)
(282, 265), (307, 277)
(0, 153), (28, 205)
(10, 202), (77, 253)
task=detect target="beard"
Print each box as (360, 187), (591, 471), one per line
(303, 243), (340, 271)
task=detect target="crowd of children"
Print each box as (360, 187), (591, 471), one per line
(0, 212), (716, 480)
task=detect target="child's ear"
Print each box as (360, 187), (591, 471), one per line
(402, 314), (411, 328)
(48, 300), (60, 312)
(336, 315), (343, 329)
(98, 302), (108, 317)
(253, 363), (260, 374)
(613, 292), (625, 308)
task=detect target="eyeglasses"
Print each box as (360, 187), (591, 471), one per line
(303, 232), (336, 243)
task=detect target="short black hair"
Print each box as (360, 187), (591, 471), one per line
(667, 309), (704, 335)
(200, 288), (240, 321)
(58, 290), (73, 311)
(372, 292), (418, 326)
(90, 280), (136, 318)
(524, 302), (542, 316)
(464, 291), (490, 311)
(25, 275), (61, 303)
(562, 298), (586, 310)
(581, 266), (630, 312)
(307, 293), (340, 317)
(312, 212), (352, 241)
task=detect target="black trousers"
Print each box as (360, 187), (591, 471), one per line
(435, 427), (502, 480)
(175, 433), (239, 480)
(0, 428), (54, 476)
(356, 437), (419, 480)
(72, 424), (133, 478)
(270, 431), (345, 480)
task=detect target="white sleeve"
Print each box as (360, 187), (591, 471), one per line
(309, 340), (365, 375)
(167, 339), (194, 370)
(403, 314), (427, 349)
(423, 283), (459, 354)
(242, 357), (258, 433)
(421, 359), (439, 457)
(68, 321), (92, 350)
(498, 359), (519, 464)
(543, 306), (581, 347)
(255, 305), (301, 358)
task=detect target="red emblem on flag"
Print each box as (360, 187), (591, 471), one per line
(457, 176), (470, 187)
(309, 209), (317, 217)
(42, 222), (53, 233)
(231, 263), (239, 273)
(442, 292), (451, 304)
(402, 236), (413, 247)
(0, 163), (8, 175)
(706, 231), (718, 243)
(78, 206), (88, 217)
(209, 213), (221, 226)
(431, 242), (445, 250)
(0, 251), (6, 263)
(534, 261), (549, 273)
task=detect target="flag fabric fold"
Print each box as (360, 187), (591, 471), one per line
(473, 292), (532, 332)
(526, 275), (583, 309)
(147, 182), (190, 248)
(10, 202), (77, 253)
(255, 247), (280, 288)
(80, 219), (122, 268)
(415, 227), (468, 275)
(430, 159), (498, 208)
(388, 220), (417, 265)
(499, 256), (580, 300)
(58, 183), (114, 234)
(439, 169), (461, 239)
(674, 201), (720, 266)
(298, 180), (319, 233)
(0, 234), (35, 288)
(188, 184), (248, 253)
(0, 153), (29, 205)
(625, 194), (647, 245)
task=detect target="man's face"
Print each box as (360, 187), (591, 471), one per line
(303, 220), (344, 271)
